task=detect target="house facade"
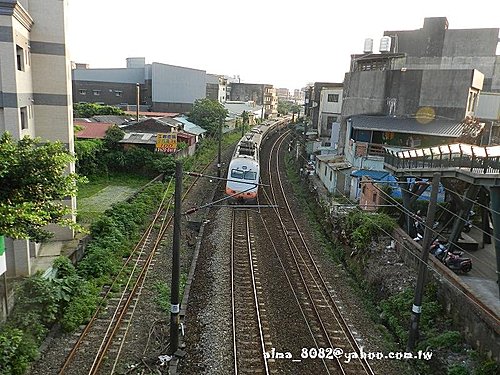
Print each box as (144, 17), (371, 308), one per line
(324, 17), (498, 198)
(0, 0), (75, 280)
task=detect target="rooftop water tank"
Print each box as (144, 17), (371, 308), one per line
(379, 36), (392, 53)
(363, 38), (373, 53)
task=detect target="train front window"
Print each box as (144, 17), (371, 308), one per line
(231, 169), (245, 179)
(244, 171), (257, 180)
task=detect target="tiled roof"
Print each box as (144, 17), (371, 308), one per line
(75, 122), (115, 139)
(349, 115), (464, 138)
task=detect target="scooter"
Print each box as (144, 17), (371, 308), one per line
(430, 240), (472, 273)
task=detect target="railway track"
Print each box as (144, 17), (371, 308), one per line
(59, 160), (217, 374)
(259, 131), (374, 375)
(59, 181), (175, 375)
(231, 209), (270, 375)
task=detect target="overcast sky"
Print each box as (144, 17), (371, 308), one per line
(66, 0), (499, 91)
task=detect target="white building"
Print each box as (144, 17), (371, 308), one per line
(0, 1), (75, 278)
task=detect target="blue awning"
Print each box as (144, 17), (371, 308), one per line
(351, 169), (390, 180)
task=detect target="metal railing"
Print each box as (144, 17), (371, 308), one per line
(384, 143), (500, 174)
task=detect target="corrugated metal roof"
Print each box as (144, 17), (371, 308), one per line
(349, 115), (464, 137)
(75, 122), (115, 139)
(119, 132), (157, 144)
(174, 116), (207, 136)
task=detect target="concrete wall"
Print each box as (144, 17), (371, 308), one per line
(72, 80), (140, 106)
(393, 228), (499, 361)
(73, 67), (146, 84)
(151, 62), (206, 104)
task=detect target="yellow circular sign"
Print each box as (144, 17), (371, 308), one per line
(416, 107), (435, 124)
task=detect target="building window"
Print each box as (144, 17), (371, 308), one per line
(327, 94), (339, 102)
(115, 90), (122, 97)
(79, 89), (87, 95)
(20, 107), (28, 129)
(16, 45), (24, 71)
(93, 90), (101, 96)
(329, 170), (333, 181)
(324, 166), (327, 176)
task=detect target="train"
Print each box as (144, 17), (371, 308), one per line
(225, 116), (290, 203)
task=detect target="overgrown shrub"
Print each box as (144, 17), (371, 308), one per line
(61, 281), (100, 332)
(0, 327), (38, 375)
(341, 209), (396, 250)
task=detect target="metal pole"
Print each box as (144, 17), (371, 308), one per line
(169, 161), (182, 355)
(135, 83), (140, 122)
(489, 185), (500, 297)
(407, 172), (441, 351)
(217, 116), (223, 178)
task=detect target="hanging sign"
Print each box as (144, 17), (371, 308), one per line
(156, 133), (177, 153)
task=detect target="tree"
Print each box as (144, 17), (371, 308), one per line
(241, 110), (249, 125)
(188, 98), (228, 136)
(0, 133), (82, 242)
(277, 99), (292, 115)
(73, 103), (125, 118)
(103, 125), (125, 150)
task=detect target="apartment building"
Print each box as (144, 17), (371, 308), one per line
(0, 0), (75, 279)
(316, 17), (499, 197)
(227, 82), (278, 119)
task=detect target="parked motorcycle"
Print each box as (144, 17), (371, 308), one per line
(429, 239), (472, 273)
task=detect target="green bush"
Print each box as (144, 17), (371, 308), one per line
(342, 209), (396, 250)
(448, 364), (469, 375)
(422, 331), (462, 352)
(61, 281), (100, 332)
(12, 275), (59, 327)
(0, 327), (38, 375)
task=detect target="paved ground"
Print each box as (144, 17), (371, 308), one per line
(458, 227), (499, 317)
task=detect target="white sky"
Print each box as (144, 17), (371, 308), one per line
(66, 0), (499, 91)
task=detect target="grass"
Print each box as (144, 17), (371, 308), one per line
(76, 172), (151, 225)
(77, 172), (150, 199)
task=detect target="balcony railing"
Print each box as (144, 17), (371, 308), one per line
(384, 143), (500, 174)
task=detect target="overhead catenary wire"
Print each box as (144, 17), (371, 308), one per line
(306, 172), (499, 324)
(392, 181), (500, 247)
(284, 138), (498, 322)
(374, 184), (497, 273)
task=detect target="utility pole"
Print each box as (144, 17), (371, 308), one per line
(169, 161), (182, 356)
(217, 115), (223, 178)
(135, 83), (140, 122)
(490, 185), (500, 297)
(407, 172), (440, 351)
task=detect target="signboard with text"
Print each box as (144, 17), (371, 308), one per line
(155, 133), (177, 153)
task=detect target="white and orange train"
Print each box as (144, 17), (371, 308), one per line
(225, 116), (290, 203)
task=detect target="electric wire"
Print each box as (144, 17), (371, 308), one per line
(325, 163), (498, 271)
(397, 182), (499, 242)
(285, 135), (499, 322)
(374, 185), (497, 273)
(440, 185), (500, 216)
(306, 173), (500, 324)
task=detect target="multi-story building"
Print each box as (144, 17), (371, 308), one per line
(0, 0), (75, 280)
(276, 87), (290, 100)
(72, 58), (207, 113)
(304, 82), (343, 141)
(206, 74), (228, 103)
(227, 82), (278, 118)
(322, 17), (499, 197)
